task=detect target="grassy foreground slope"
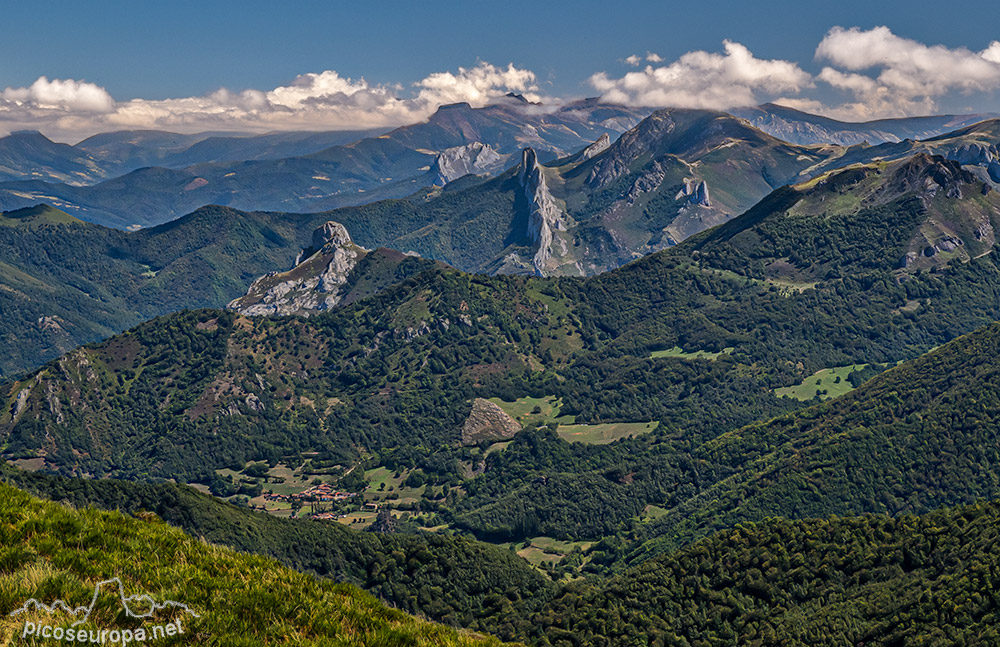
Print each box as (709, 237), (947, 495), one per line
(0, 466), (554, 637)
(0, 482), (510, 647)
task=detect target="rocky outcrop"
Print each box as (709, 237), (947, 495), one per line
(581, 133), (611, 160)
(229, 221), (367, 317)
(519, 148), (569, 275)
(619, 160), (665, 204)
(945, 143), (1000, 183)
(10, 386), (31, 423)
(432, 142), (504, 185)
(888, 155), (974, 202)
(675, 179), (711, 206)
(294, 221), (354, 265)
(461, 398), (522, 445)
(586, 111), (677, 187)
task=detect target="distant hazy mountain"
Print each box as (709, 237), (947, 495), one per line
(0, 130), (107, 184)
(75, 128), (383, 175)
(0, 128), (382, 184)
(0, 99), (650, 229)
(731, 103), (998, 145)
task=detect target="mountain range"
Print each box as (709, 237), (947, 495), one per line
(7, 239), (1000, 643)
(0, 98), (649, 228)
(2, 107), (999, 377)
(0, 99), (996, 232)
(164, 109), (1000, 279)
(7, 95), (1000, 646)
(5, 152), (1000, 484)
(730, 102), (998, 146)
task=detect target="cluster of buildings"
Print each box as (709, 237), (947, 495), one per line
(264, 482), (357, 503)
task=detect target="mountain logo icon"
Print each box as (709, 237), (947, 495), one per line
(9, 577), (199, 627)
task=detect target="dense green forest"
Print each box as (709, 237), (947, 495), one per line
(525, 501), (1000, 646)
(630, 321), (1000, 557)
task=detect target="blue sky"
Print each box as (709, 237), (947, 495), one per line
(2, 0), (999, 139)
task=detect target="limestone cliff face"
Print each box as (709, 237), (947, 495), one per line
(228, 221), (367, 316)
(518, 148), (570, 275)
(946, 143), (1000, 183)
(675, 179), (711, 207)
(585, 111), (677, 188)
(432, 142), (504, 185)
(581, 133), (611, 160)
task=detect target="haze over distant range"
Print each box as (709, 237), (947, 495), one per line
(3, 7), (1000, 142)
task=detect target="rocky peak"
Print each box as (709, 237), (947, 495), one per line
(581, 133), (611, 160)
(889, 154), (976, 200)
(295, 220), (354, 265)
(229, 220), (367, 317)
(586, 111), (677, 188)
(431, 142), (504, 185)
(313, 220), (352, 249)
(519, 149), (570, 275)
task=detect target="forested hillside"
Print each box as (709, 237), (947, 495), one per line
(0, 204), (336, 376)
(527, 502), (1000, 646)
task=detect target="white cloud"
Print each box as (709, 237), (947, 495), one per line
(0, 62), (539, 141)
(624, 54), (642, 66)
(1, 77), (115, 113)
(590, 40), (811, 110)
(984, 42), (1000, 65)
(415, 63), (539, 106)
(814, 26), (1000, 119)
(645, 52), (663, 63)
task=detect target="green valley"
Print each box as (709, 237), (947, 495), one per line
(8, 10), (1000, 647)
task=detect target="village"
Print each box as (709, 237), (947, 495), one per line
(263, 481), (358, 504)
(256, 475), (382, 523)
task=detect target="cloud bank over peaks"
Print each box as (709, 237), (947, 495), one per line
(813, 26), (1000, 119)
(595, 27), (1000, 121)
(0, 77), (115, 113)
(4, 28), (1000, 141)
(592, 40), (812, 110)
(0, 62), (540, 141)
